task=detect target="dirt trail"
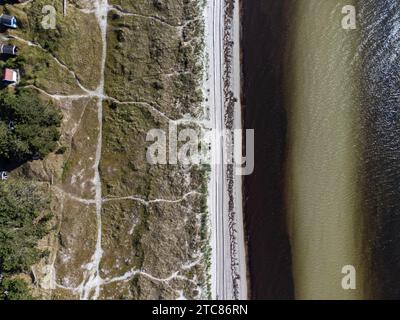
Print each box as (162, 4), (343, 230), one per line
(74, 0), (108, 300)
(22, 0), (212, 299)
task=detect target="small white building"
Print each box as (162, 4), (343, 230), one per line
(0, 171), (8, 181)
(0, 44), (17, 56)
(0, 14), (17, 29)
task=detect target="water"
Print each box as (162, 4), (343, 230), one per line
(242, 0), (294, 300)
(358, 0), (400, 299)
(242, 0), (400, 299)
(284, 0), (365, 300)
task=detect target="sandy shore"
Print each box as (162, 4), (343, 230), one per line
(205, 0), (248, 299)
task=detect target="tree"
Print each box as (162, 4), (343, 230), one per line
(0, 179), (52, 300)
(0, 278), (32, 300)
(0, 89), (61, 164)
(0, 179), (51, 274)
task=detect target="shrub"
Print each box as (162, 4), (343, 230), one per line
(0, 90), (61, 164)
(0, 278), (32, 300)
(0, 179), (52, 274)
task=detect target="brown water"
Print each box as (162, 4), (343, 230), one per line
(242, 0), (400, 299)
(242, 0), (373, 299)
(284, 0), (368, 299)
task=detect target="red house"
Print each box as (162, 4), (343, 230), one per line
(2, 68), (18, 84)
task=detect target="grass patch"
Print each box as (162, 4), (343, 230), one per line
(11, 0), (102, 90)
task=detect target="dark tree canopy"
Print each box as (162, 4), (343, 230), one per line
(0, 278), (32, 300)
(0, 179), (51, 273)
(0, 179), (52, 299)
(0, 90), (61, 164)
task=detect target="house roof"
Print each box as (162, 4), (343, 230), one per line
(3, 68), (17, 82)
(0, 15), (14, 23)
(0, 14), (17, 27)
(0, 44), (17, 55)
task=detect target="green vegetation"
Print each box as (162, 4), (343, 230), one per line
(0, 89), (61, 164)
(24, 1), (62, 55)
(101, 0), (210, 297)
(131, 206), (150, 269)
(2, 1), (103, 91)
(105, 0), (205, 119)
(0, 46), (84, 94)
(61, 159), (72, 183)
(198, 166), (212, 298)
(22, 0), (102, 90)
(0, 0), (210, 299)
(0, 278), (32, 300)
(0, 179), (52, 299)
(101, 102), (158, 198)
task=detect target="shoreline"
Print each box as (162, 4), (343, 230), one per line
(205, 0), (248, 300)
(230, 0), (248, 300)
